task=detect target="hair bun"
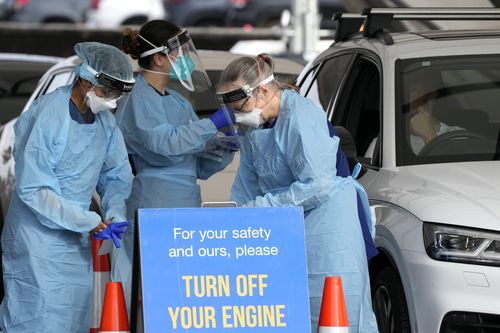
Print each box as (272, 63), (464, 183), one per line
(122, 28), (141, 60)
(256, 53), (269, 61)
(256, 53), (274, 71)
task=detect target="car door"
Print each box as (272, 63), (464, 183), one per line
(299, 50), (383, 176)
(332, 53), (382, 170)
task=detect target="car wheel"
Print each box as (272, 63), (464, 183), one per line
(372, 266), (411, 333)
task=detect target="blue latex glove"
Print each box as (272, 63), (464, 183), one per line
(94, 221), (129, 248)
(209, 108), (235, 130)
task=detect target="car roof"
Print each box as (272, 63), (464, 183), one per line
(331, 8), (500, 51)
(0, 53), (63, 63)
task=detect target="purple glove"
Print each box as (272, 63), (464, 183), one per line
(209, 108), (235, 130)
(94, 221), (128, 248)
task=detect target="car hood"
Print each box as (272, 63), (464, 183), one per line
(369, 161), (500, 231)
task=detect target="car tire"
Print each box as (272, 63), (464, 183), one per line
(372, 266), (411, 333)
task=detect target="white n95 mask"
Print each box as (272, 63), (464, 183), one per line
(86, 90), (117, 114)
(235, 107), (264, 128)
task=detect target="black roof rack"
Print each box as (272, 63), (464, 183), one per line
(333, 8), (500, 43)
(364, 8), (500, 36)
(332, 12), (364, 41)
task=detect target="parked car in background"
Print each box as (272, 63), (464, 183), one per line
(0, 53), (62, 125)
(86, 0), (167, 28)
(165, 0), (229, 27)
(297, 8), (500, 333)
(226, 0), (344, 28)
(0, 52), (62, 219)
(7, 0), (90, 23)
(0, 52), (62, 301)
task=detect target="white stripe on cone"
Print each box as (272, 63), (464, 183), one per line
(318, 327), (350, 333)
(91, 271), (111, 329)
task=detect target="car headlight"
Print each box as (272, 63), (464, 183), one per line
(423, 223), (500, 267)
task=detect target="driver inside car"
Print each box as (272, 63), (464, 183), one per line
(364, 74), (464, 159)
(408, 78), (462, 154)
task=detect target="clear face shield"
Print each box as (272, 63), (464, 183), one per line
(139, 29), (211, 92)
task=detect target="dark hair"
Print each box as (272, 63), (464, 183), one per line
(122, 20), (181, 69)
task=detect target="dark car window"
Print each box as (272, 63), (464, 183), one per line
(0, 60), (56, 124)
(300, 54), (355, 115)
(333, 57), (381, 166)
(396, 55), (500, 166)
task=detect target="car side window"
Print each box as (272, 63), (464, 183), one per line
(300, 54), (355, 114)
(334, 57), (381, 166)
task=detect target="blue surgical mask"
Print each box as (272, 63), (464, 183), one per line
(169, 55), (195, 81)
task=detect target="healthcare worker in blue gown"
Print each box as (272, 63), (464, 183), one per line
(0, 42), (135, 333)
(216, 54), (379, 333)
(113, 20), (234, 311)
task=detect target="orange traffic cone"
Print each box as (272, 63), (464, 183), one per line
(99, 282), (130, 333)
(317, 276), (349, 333)
(90, 238), (111, 333)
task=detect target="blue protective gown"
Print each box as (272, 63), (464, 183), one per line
(113, 74), (233, 310)
(231, 89), (378, 333)
(0, 85), (132, 333)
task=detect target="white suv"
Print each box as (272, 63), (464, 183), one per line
(297, 8), (500, 333)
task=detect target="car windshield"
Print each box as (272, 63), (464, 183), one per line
(396, 55), (500, 165)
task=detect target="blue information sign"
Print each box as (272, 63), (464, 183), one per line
(138, 207), (310, 332)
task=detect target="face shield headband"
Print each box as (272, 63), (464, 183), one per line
(85, 65), (135, 92)
(138, 29), (191, 58)
(138, 30), (211, 92)
(217, 74), (275, 105)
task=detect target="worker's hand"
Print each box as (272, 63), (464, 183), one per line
(90, 221), (108, 234)
(209, 107), (235, 130)
(93, 221), (129, 248)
